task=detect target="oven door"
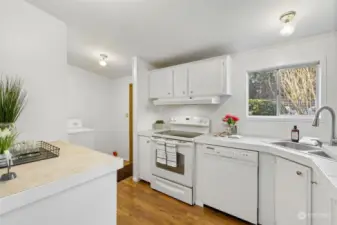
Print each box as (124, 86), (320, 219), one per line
(151, 137), (194, 187)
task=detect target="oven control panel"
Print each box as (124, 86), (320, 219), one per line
(169, 116), (210, 127)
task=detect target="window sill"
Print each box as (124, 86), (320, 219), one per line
(247, 116), (316, 123)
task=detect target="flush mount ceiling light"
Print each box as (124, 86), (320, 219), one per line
(99, 54), (108, 67)
(280, 11), (296, 37)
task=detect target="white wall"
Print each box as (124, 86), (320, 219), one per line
(68, 66), (133, 159)
(109, 75), (132, 160)
(0, 0), (68, 141)
(67, 65), (118, 153)
(137, 32), (337, 142)
(213, 33), (336, 140)
(133, 57), (156, 180)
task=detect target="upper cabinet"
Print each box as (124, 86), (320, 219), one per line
(173, 66), (188, 97)
(149, 56), (231, 101)
(188, 57), (229, 97)
(149, 68), (173, 99)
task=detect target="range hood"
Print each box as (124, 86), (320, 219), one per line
(153, 96), (220, 106)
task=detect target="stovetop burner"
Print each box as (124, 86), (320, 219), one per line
(154, 130), (203, 138)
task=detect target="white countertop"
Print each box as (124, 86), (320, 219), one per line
(0, 141), (123, 215)
(195, 134), (337, 191)
(67, 127), (94, 134)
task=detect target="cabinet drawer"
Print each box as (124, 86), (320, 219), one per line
(151, 176), (193, 205)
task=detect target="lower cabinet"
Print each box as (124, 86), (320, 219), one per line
(259, 153), (276, 225)
(259, 154), (312, 225)
(274, 157), (312, 225)
(138, 135), (152, 182)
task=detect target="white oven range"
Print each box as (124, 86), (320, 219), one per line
(150, 116), (210, 205)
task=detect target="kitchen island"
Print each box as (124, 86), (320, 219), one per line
(0, 141), (123, 225)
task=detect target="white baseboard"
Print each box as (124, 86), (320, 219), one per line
(195, 200), (204, 207)
(132, 176), (140, 182)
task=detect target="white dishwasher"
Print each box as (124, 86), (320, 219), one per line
(200, 144), (258, 224)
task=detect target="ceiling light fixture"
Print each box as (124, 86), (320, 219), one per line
(99, 54), (108, 67)
(280, 11), (296, 37)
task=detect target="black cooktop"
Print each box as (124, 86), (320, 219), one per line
(155, 130), (203, 138)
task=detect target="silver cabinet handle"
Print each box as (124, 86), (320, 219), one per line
(146, 140), (150, 144)
(206, 147), (215, 150)
(296, 171), (302, 176)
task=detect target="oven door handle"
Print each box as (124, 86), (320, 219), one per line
(173, 142), (193, 147)
(151, 138), (166, 145)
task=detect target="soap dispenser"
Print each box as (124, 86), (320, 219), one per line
(291, 125), (300, 143)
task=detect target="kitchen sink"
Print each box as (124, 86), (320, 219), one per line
(271, 141), (320, 151)
(308, 151), (332, 159)
(271, 141), (334, 160)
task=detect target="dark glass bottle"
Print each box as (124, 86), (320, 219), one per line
(291, 125), (300, 143)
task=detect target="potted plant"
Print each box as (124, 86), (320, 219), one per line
(0, 128), (17, 167)
(222, 114), (240, 135)
(0, 77), (27, 166)
(153, 120), (165, 130)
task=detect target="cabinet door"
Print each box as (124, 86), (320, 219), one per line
(173, 66), (188, 97)
(149, 68), (173, 99)
(188, 58), (225, 97)
(138, 136), (152, 182)
(259, 153), (276, 225)
(275, 158), (312, 225)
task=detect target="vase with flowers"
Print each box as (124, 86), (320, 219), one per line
(0, 77), (27, 167)
(0, 127), (17, 167)
(222, 114), (240, 135)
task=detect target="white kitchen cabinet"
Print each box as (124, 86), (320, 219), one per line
(148, 56), (231, 101)
(275, 157), (312, 225)
(173, 66), (188, 97)
(138, 135), (152, 182)
(188, 57), (229, 97)
(149, 68), (173, 99)
(259, 153), (276, 225)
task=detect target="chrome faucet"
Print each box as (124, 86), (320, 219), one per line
(312, 106), (337, 146)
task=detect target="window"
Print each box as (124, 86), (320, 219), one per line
(248, 63), (319, 117)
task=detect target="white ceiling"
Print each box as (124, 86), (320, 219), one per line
(27, 0), (336, 78)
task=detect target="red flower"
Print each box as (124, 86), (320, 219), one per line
(232, 116), (240, 122)
(222, 114), (232, 122)
(222, 114), (239, 125)
(112, 151), (118, 157)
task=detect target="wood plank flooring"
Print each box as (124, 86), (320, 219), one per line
(117, 178), (249, 225)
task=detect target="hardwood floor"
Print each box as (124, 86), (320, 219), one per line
(117, 178), (249, 225)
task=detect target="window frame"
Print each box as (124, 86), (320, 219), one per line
(246, 61), (322, 121)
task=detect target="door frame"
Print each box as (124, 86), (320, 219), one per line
(129, 83), (133, 162)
